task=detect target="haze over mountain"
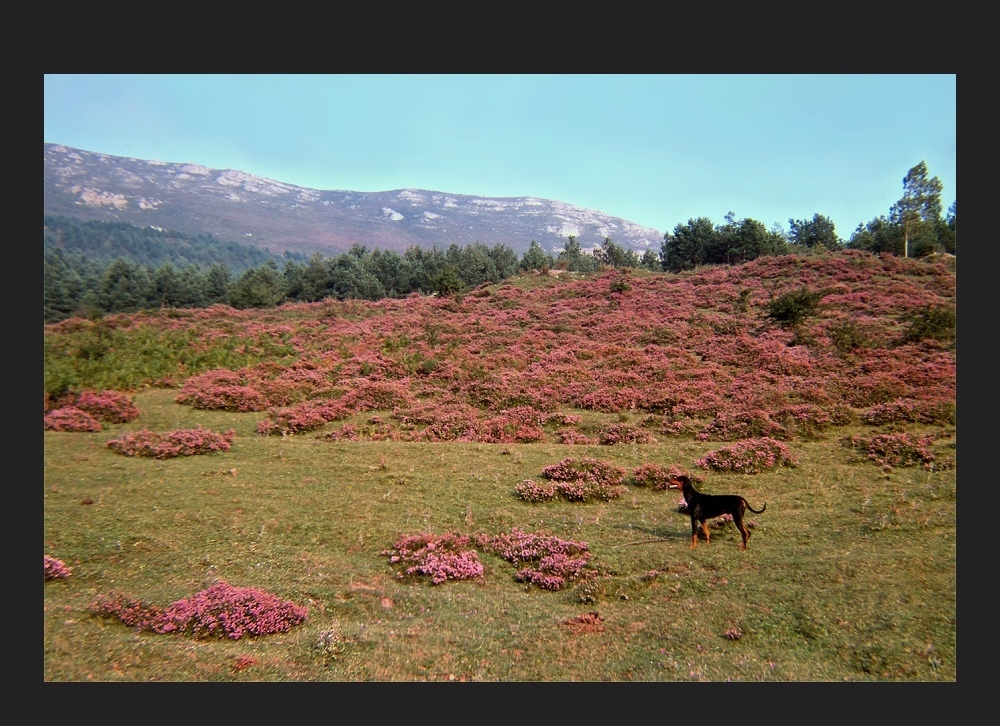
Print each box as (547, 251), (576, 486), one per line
(44, 143), (664, 259)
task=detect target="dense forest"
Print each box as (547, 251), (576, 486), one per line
(43, 161), (956, 323)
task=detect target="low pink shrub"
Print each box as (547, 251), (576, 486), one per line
(180, 385), (269, 412)
(542, 457), (626, 486)
(514, 552), (590, 590)
(338, 379), (414, 412)
(106, 426), (235, 458)
(540, 457), (628, 501)
(75, 389), (141, 423)
(771, 404), (834, 437)
(701, 411), (785, 442)
(474, 528), (592, 591)
(480, 414), (546, 443)
(515, 479), (557, 502)
(862, 398), (956, 426)
(89, 581), (307, 639)
(695, 437), (798, 474)
(318, 423), (363, 441)
(256, 419), (279, 436)
(382, 533), (484, 585)
(631, 463), (691, 490)
(44, 406), (102, 432)
(383, 528), (593, 591)
(557, 428), (596, 445)
(259, 405), (327, 435)
(598, 423), (657, 445)
(44, 555), (72, 581)
(845, 432), (940, 471)
(579, 387), (642, 412)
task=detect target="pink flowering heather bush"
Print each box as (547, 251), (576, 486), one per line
(106, 426), (235, 459)
(771, 404), (837, 435)
(382, 533), (484, 585)
(318, 423), (364, 441)
(396, 402), (482, 442)
(844, 432), (941, 471)
(44, 406), (103, 432)
(579, 387), (642, 412)
(557, 428), (597, 445)
(515, 479), (557, 502)
(257, 405), (328, 435)
(44, 555), (72, 581)
(695, 437), (798, 474)
(862, 398), (956, 426)
(598, 423), (657, 445)
(474, 528), (593, 591)
(256, 419), (280, 436)
(89, 581), (307, 639)
(478, 406), (548, 443)
(338, 379), (414, 412)
(74, 389), (141, 423)
(179, 384), (270, 413)
(701, 410), (786, 442)
(540, 457), (628, 502)
(631, 463), (693, 491)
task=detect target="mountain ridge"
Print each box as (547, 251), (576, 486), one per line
(44, 143), (664, 259)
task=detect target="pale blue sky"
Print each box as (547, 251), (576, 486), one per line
(44, 74), (956, 238)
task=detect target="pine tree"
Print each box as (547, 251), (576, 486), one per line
(891, 161), (944, 258)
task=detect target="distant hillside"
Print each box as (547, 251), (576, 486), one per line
(43, 215), (299, 274)
(44, 143), (664, 258)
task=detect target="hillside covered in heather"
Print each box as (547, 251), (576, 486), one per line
(44, 250), (955, 448)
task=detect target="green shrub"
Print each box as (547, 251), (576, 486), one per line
(767, 287), (826, 328)
(899, 305), (955, 345)
(828, 319), (872, 353)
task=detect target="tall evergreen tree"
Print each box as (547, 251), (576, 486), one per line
(99, 259), (152, 313)
(487, 243), (520, 280)
(660, 217), (716, 272)
(520, 240), (554, 272)
(43, 249), (81, 322)
(891, 161), (944, 258)
(228, 260), (286, 309)
(788, 214), (842, 250)
(557, 235), (597, 273)
(595, 237), (640, 268)
(204, 263), (232, 305)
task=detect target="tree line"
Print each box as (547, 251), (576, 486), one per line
(659, 161), (955, 272)
(44, 214), (292, 272)
(44, 238), (549, 323)
(44, 161), (955, 323)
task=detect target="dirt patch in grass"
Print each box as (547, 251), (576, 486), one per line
(562, 611), (605, 635)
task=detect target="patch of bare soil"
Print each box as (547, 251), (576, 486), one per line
(562, 611), (605, 635)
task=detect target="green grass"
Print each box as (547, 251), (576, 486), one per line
(44, 389), (955, 681)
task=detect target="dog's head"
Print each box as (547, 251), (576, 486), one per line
(666, 474), (691, 491)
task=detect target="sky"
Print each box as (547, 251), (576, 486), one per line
(43, 74), (956, 238)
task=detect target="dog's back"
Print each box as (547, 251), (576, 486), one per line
(668, 475), (765, 550)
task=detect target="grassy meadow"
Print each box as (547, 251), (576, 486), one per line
(44, 251), (956, 681)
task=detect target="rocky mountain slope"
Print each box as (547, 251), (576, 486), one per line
(44, 143), (664, 259)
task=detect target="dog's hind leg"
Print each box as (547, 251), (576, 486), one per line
(734, 505), (751, 550)
(735, 519), (751, 550)
(700, 520), (711, 545)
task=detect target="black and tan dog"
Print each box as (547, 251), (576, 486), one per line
(667, 475), (766, 550)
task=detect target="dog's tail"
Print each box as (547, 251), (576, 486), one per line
(745, 500), (766, 514)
